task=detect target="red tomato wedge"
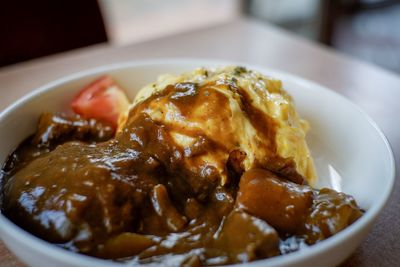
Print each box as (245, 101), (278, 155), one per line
(71, 75), (130, 129)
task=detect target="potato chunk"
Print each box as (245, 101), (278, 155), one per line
(237, 168), (313, 234)
(304, 188), (364, 243)
(214, 210), (280, 262)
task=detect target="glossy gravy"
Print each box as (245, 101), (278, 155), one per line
(1, 82), (363, 266)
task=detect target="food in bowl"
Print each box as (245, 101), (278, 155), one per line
(0, 66), (363, 266)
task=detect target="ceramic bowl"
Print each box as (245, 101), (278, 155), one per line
(0, 59), (395, 267)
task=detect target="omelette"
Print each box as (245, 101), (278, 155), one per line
(120, 66), (316, 186)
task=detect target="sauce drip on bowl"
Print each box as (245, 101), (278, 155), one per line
(0, 82), (363, 266)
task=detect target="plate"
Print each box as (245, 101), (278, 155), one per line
(0, 59), (395, 267)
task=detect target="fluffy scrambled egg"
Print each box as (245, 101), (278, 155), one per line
(120, 66), (316, 186)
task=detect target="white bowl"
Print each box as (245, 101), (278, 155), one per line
(0, 59), (395, 267)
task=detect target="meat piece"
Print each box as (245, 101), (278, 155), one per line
(33, 113), (114, 147)
(304, 188), (364, 243)
(236, 168), (313, 234)
(150, 184), (188, 232)
(213, 210), (280, 263)
(209, 187), (235, 218)
(120, 114), (218, 203)
(2, 143), (145, 251)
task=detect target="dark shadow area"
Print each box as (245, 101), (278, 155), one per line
(0, 0), (107, 67)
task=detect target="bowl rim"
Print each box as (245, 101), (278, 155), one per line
(0, 58), (396, 267)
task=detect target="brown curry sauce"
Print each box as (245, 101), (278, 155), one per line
(0, 82), (363, 266)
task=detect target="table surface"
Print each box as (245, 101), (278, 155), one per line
(0, 18), (399, 267)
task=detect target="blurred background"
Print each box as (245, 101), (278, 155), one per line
(1, 0), (399, 73)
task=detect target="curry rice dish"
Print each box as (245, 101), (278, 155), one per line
(0, 66), (363, 266)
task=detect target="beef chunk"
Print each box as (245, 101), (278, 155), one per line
(237, 168), (313, 234)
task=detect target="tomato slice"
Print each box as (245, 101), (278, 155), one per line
(71, 75), (130, 129)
